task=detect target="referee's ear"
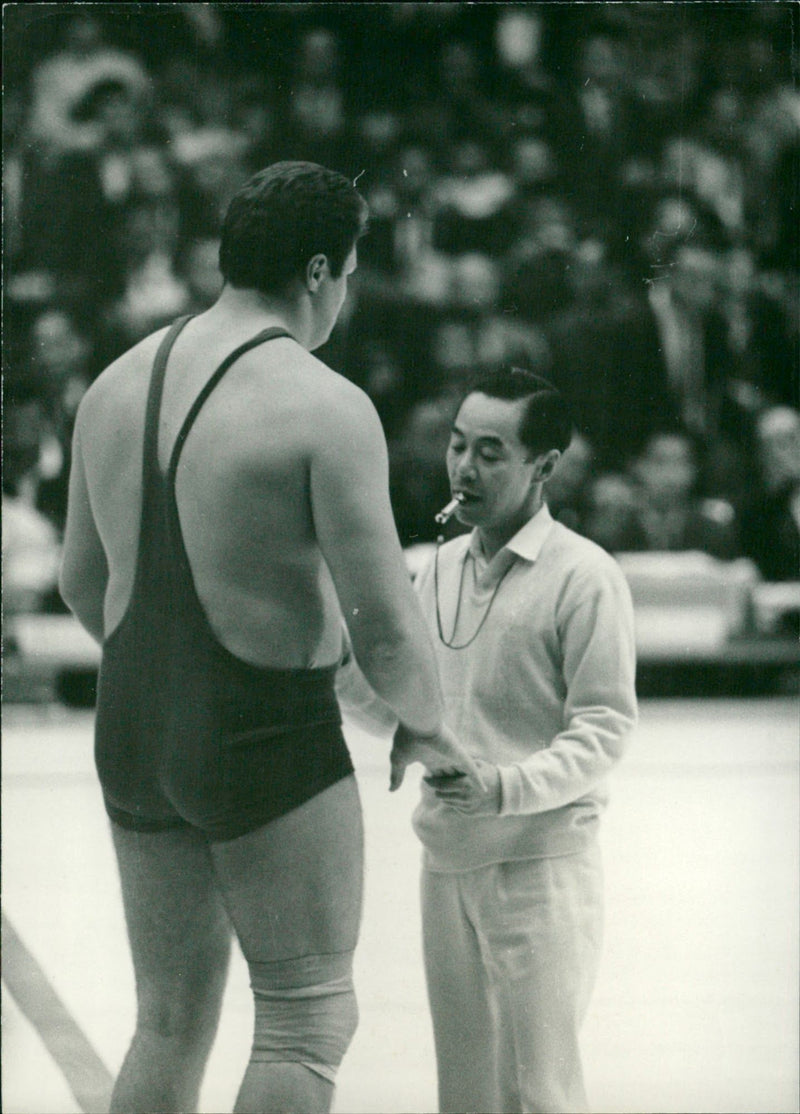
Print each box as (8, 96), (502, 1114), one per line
(531, 448), (561, 483)
(306, 253), (328, 292)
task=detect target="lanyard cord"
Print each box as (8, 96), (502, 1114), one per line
(434, 539), (516, 650)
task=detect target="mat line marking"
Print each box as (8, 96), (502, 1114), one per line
(2, 910), (114, 1114)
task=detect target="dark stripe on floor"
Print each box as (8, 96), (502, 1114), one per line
(2, 911), (114, 1114)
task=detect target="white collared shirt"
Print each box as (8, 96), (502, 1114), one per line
(413, 505), (638, 871)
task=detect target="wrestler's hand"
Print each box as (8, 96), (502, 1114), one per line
(424, 758), (502, 814)
(389, 723), (484, 792)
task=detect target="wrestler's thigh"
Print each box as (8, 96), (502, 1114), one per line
(110, 824), (232, 1015)
(210, 775), (364, 963)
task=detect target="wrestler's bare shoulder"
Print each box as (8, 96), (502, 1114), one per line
(230, 343), (383, 448)
(75, 327), (169, 424)
(75, 327), (380, 454)
(285, 348), (377, 421)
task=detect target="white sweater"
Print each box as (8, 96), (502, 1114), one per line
(412, 505), (638, 871)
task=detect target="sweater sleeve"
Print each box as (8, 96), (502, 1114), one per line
(498, 557), (638, 816)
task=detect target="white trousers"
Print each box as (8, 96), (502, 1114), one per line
(421, 846), (603, 1114)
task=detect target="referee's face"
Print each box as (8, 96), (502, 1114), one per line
(446, 393), (539, 538)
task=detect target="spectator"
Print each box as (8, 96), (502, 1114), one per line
(13, 76), (172, 315)
(506, 190), (578, 257)
(661, 132), (745, 237)
(432, 138), (515, 258)
(550, 23), (638, 230)
(356, 142), (440, 282)
(2, 489), (62, 617)
(739, 407), (800, 582)
(4, 1), (798, 618)
(278, 28), (352, 171)
(3, 377), (63, 615)
(392, 142), (440, 285)
(716, 245), (797, 416)
(96, 193), (190, 360)
(31, 308), (93, 413)
(429, 316), (480, 389)
(172, 127), (251, 241)
(412, 38), (505, 155)
(507, 134), (560, 200)
(440, 252), (552, 389)
(155, 54), (231, 141)
(629, 430), (739, 559)
(643, 238), (730, 439)
(5, 379), (49, 505)
(622, 8), (703, 159)
(229, 73), (278, 174)
(545, 432), (594, 533)
(349, 338), (408, 438)
(761, 137), (800, 274)
(490, 7), (553, 135)
(28, 308), (95, 528)
(389, 395), (459, 547)
(27, 11), (150, 156)
(543, 242), (678, 469)
(177, 237), (224, 314)
(633, 188), (714, 275)
(500, 246), (574, 328)
(583, 472), (645, 554)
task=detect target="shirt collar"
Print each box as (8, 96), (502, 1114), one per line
(468, 503), (554, 568)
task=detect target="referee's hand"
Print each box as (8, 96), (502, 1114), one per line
(425, 758), (502, 814)
(389, 722), (484, 792)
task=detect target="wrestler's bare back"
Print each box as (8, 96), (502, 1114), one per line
(73, 310), (392, 670)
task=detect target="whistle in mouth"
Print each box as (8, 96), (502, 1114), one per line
(435, 493), (465, 525)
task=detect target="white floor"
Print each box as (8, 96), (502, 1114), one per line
(2, 698), (798, 1114)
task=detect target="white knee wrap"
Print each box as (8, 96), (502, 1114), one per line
(249, 952), (358, 1083)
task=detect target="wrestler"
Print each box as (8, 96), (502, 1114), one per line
(59, 161), (478, 1114)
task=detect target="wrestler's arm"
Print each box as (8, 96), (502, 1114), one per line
(59, 411), (108, 643)
(335, 624), (399, 738)
(310, 383), (445, 737)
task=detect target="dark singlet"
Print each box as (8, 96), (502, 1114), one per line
(95, 316), (353, 841)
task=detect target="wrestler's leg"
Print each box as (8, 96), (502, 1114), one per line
(108, 823), (232, 1114)
(210, 774), (364, 1114)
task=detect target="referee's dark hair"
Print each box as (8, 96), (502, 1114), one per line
(219, 161), (369, 297)
(462, 367), (574, 458)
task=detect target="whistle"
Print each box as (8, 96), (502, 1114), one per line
(434, 493), (465, 525)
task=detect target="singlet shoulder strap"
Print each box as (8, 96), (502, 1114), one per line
(142, 315), (195, 488)
(167, 326), (293, 480)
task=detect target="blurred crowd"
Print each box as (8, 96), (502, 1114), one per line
(4, 3), (799, 623)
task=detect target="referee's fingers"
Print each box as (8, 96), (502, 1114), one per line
(424, 771), (466, 786)
(434, 787), (468, 801)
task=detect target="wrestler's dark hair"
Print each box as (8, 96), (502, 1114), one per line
(461, 367), (574, 457)
(219, 161), (369, 296)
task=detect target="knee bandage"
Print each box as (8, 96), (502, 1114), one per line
(249, 951), (358, 1084)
